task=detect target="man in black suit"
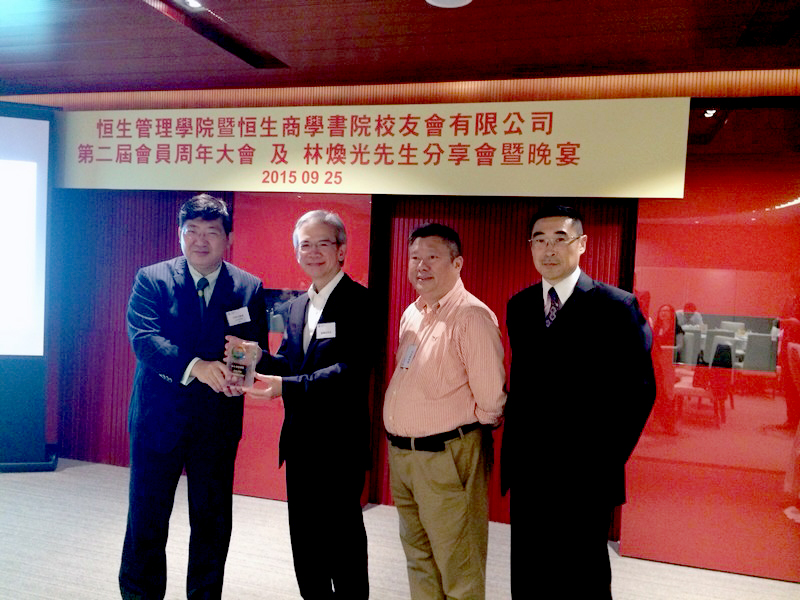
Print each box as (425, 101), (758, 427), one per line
(231, 210), (370, 599)
(119, 194), (269, 600)
(502, 205), (655, 599)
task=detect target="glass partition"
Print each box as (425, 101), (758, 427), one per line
(622, 103), (800, 582)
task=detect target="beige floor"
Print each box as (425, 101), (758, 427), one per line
(0, 459), (798, 599)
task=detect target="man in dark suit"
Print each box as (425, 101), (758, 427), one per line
(231, 210), (370, 599)
(502, 205), (655, 599)
(119, 194), (269, 600)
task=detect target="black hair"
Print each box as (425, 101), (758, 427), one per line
(178, 193), (232, 234)
(527, 204), (584, 237)
(408, 223), (462, 259)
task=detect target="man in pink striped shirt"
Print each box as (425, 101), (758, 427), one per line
(384, 223), (507, 600)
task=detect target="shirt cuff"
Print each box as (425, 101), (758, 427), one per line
(475, 404), (503, 426)
(182, 357), (201, 386)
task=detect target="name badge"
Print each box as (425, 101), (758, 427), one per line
(400, 344), (417, 369)
(316, 322), (336, 339)
(226, 306), (251, 326)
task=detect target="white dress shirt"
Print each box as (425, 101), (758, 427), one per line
(303, 270), (345, 353)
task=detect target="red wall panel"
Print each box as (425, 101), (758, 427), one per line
(231, 192), (372, 289)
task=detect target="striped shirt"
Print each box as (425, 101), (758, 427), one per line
(383, 278), (507, 437)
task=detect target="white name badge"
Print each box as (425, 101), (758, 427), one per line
(226, 306), (251, 326)
(400, 344), (417, 369)
(316, 322), (336, 339)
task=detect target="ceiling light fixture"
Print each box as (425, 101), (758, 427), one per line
(426, 0), (472, 7)
(704, 109), (717, 118)
(773, 198), (800, 210)
(144, 0), (287, 69)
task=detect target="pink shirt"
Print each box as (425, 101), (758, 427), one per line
(383, 278), (507, 437)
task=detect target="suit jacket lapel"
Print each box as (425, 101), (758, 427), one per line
(206, 262), (231, 318)
(173, 256), (190, 292)
(288, 293), (310, 368)
(547, 272), (593, 334)
(301, 273), (351, 366)
(574, 271), (594, 294)
(173, 257), (202, 322)
(316, 273), (349, 324)
(562, 271), (594, 313)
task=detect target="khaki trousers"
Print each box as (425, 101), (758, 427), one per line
(389, 427), (488, 600)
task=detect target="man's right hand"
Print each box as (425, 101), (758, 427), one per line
(191, 359), (233, 395)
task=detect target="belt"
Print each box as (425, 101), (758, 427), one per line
(387, 422), (481, 452)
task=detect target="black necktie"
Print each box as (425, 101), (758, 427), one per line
(197, 277), (209, 319)
(545, 287), (560, 328)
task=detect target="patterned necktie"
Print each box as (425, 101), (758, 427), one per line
(197, 277), (209, 319)
(545, 286), (560, 328)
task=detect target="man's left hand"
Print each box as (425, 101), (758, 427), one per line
(242, 373), (282, 398)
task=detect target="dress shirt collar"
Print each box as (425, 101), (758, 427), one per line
(414, 277), (464, 314)
(542, 267), (581, 309)
(308, 269), (345, 307)
(186, 262), (222, 290)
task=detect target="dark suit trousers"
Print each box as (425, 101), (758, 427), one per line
(285, 456), (369, 599)
(119, 422), (240, 600)
(511, 492), (613, 600)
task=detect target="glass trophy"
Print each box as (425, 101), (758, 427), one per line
(226, 341), (257, 388)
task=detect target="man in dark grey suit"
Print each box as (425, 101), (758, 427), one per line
(502, 205), (655, 599)
(230, 210), (370, 599)
(119, 194), (269, 600)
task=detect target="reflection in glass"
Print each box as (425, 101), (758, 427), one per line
(625, 106), (800, 581)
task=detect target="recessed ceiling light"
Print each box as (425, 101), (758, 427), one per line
(426, 0), (472, 7)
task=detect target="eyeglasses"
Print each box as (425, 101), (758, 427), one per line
(528, 235), (583, 249)
(182, 227), (224, 241)
(298, 240), (338, 253)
